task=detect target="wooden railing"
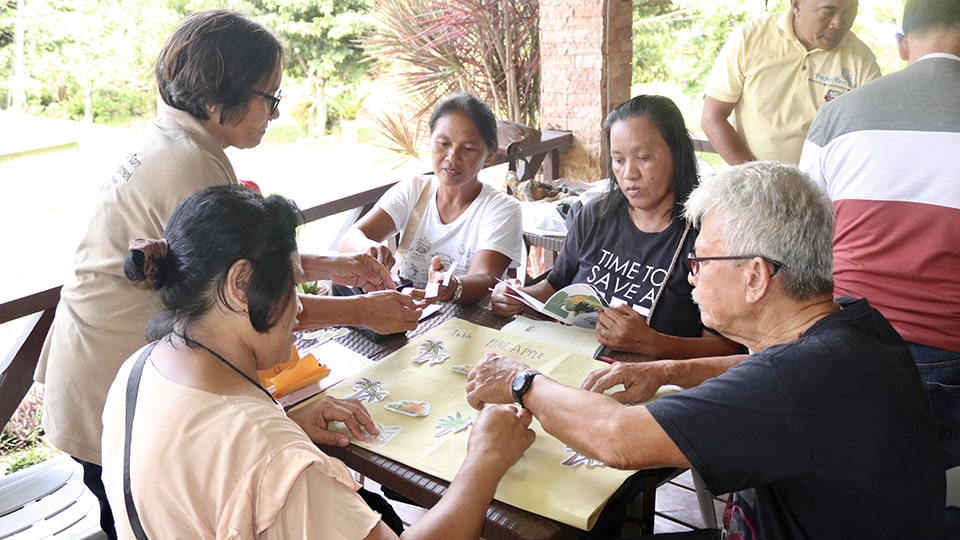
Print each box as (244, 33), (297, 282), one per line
(0, 182), (400, 429)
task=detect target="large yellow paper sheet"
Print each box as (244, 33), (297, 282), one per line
(322, 318), (642, 530)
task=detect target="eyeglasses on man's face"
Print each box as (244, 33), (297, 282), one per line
(687, 253), (786, 278)
(251, 88), (282, 116)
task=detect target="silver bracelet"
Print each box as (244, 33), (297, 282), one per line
(450, 275), (463, 303)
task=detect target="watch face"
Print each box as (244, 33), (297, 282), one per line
(512, 372), (527, 394)
(511, 370), (539, 405)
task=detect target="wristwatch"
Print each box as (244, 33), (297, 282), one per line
(511, 369), (541, 408)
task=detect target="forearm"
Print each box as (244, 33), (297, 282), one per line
(657, 354), (747, 388)
(449, 273), (495, 304)
(300, 252), (339, 282)
(338, 228), (383, 255)
(524, 376), (685, 470)
(401, 452), (507, 539)
(634, 332), (743, 360)
(701, 119), (754, 166)
(701, 97), (754, 166)
(297, 294), (367, 330)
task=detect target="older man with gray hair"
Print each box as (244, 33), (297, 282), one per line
(467, 161), (944, 538)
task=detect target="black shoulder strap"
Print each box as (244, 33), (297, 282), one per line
(647, 221), (690, 325)
(124, 342), (157, 540)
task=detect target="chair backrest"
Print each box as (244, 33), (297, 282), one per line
(0, 455), (107, 539)
(497, 120), (541, 168)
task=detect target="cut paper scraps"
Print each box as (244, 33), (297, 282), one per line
(257, 344), (330, 398)
(434, 411), (472, 437)
(294, 326), (348, 352)
(346, 377), (389, 403)
(411, 339), (450, 365)
(273, 339), (374, 409)
(385, 400), (431, 417)
(449, 364), (473, 376)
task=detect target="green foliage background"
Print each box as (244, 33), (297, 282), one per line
(632, 0), (904, 99)
(1, 0), (906, 126)
(0, 0), (373, 128)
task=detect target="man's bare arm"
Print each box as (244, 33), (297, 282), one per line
(701, 96), (755, 166)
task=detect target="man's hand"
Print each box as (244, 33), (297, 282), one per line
(596, 305), (663, 356)
(287, 396), (379, 447)
(465, 353), (531, 410)
(580, 361), (668, 404)
(310, 252), (394, 292)
(490, 278), (526, 317)
(466, 405), (536, 473)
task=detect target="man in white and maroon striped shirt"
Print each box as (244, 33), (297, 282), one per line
(800, 0), (960, 471)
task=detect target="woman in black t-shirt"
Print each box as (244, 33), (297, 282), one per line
(491, 95), (742, 359)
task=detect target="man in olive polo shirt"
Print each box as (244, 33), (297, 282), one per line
(700, 0), (881, 165)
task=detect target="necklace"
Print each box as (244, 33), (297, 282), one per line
(175, 333), (278, 405)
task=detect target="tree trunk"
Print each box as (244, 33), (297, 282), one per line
(313, 78), (327, 138)
(83, 85), (93, 123)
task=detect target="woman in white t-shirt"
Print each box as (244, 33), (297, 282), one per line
(339, 93), (523, 304)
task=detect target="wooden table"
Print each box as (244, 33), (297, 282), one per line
(317, 303), (576, 540)
(315, 303), (665, 539)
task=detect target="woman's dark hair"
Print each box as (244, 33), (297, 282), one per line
(599, 95), (698, 220)
(428, 93), (499, 152)
(155, 9), (284, 125)
(124, 185), (303, 340)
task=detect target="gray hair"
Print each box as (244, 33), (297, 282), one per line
(683, 161), (834, 300)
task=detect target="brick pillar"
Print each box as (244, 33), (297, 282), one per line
(539, 0), (632, 181)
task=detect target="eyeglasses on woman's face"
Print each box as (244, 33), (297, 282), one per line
(251, 88), (282, 116)
(687, 253), (786, 278)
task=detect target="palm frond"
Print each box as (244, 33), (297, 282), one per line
(365, 0), (540, 155)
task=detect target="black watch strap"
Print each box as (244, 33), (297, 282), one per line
(511, 369), (541, 408)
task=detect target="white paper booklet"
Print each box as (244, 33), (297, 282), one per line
(500, 281), (608, 328)
(501, 316), (603, 359)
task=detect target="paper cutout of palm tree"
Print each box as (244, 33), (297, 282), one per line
(347, 377), (389, 403)
(412, 339), (450, 364)
(561, 446), (605, 468)
(434, 411), (473, 437)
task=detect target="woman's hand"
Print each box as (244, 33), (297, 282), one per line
(595, 304), (663, 356)
(365, 244), (396, 274)
(326, 252), (395, 292)
(286, 396), (379, 447)
(416, 256), (460, 303)
(356, 290), (422, 333)
(490, 278), (526, 317)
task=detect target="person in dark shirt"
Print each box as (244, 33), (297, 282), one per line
(468, 161), (944, 539)
(490, 95), (741, 359)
